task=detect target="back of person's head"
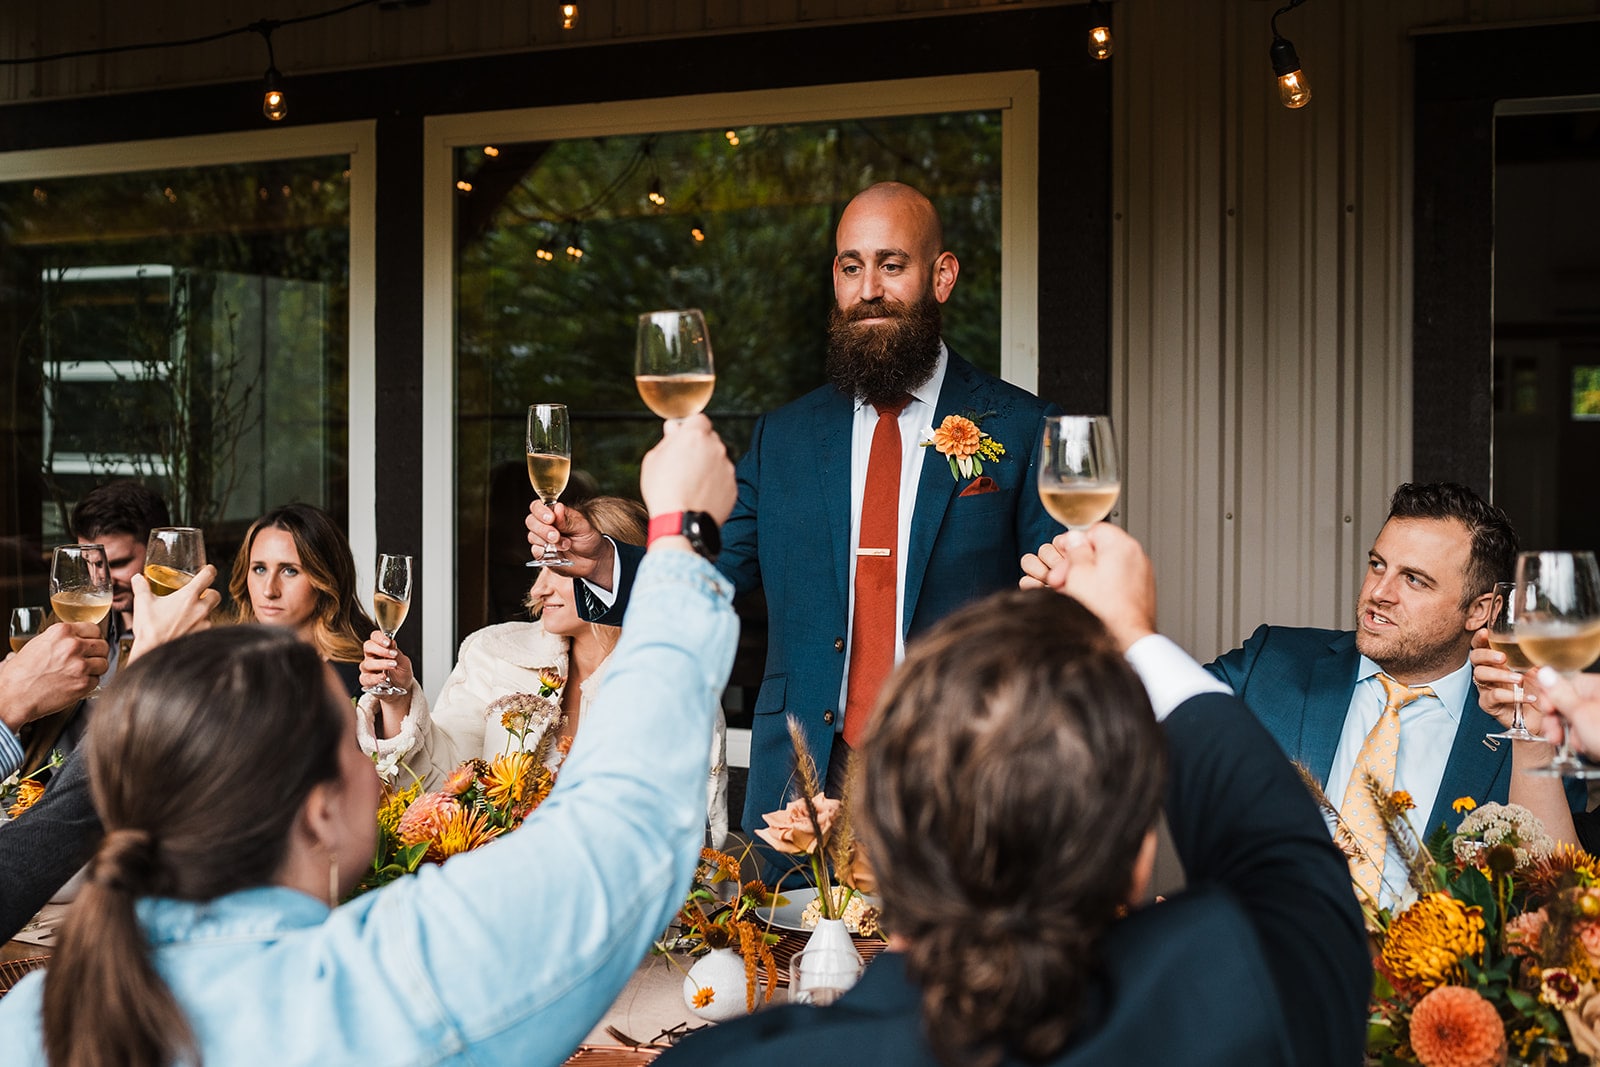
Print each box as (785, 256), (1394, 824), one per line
(579, 495), (648, 545)
(860, 587), (1166, 1067)
(228, 502), (375, 661)
(1386, 482), (1517, 605)
(42, 625), (344, 1067)
(70, 480), (170, 542)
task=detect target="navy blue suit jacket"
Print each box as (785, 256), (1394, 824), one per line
(657, 694), (1370, 1067)
(583, 351), (1061, 831)
(1206, 624), (1585, 834)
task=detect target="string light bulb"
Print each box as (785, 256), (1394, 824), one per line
(648, 177), (666, 206)
(565, 233), (585, 260)
(455, 180), (473, 193)
(1269, 0), (1312, 109)
(690, 220), (707, 243)
(560, 4), (579, 30)
(724, 129), (740, 147)
(535, 246), (555, 262)
(1087, 0), (1113, 60)
(256, 24), (287, 122)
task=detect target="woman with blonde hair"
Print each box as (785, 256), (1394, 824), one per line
(360, 495), (728, 844)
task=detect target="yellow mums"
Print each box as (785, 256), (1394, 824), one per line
(1382, 893), (1486, 992)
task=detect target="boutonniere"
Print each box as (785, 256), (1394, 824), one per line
(921, 410), (1005, 480)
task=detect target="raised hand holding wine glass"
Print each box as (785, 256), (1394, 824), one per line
(526, 403), (573, 568)
(1038, 415), (1121, 531)
(144, 527), (206, 598)
(636, 308), (715, 422)
(363, 553), (413, 697)
(51, 544), (114, 693)
(1515, 551), (1600, 778)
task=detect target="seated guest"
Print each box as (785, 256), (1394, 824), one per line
(0, 569), (218, 941)
(664, 524), (1369, 1067)
(229, 503), (391, 701)
(1200, 482), (1583, 907)
(0, 416), (738, 1065)
(358, 497), (729, 843)
(0, 621), (108, 781)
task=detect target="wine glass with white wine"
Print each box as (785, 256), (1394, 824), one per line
(1515, 551), (1600, 778)
(363, 553), (413, 697)
(51, 544), (113, 692)
(635, 308), (715, 421)
(1484, 580), (1545, 744)
(144, 527), (206, 597)
(526, 404), (573, 568)
(1038, 416), (1121, 531)
(10, 606), (46, 653)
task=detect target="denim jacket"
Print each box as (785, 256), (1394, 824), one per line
(0, 550), (737, 1067)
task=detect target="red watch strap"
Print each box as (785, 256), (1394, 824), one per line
(647, 512), (685, 547)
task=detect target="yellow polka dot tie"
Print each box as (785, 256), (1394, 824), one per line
(1341, 673), (1434, 902)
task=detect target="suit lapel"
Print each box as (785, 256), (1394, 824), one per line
(817, 391), (856, 615)
(903, 353), (977, 635)
(1425, 692), (1510, 834)
(1303, 635), (1360, 783)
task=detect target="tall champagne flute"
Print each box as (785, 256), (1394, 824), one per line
(10, 606), (46, 653)
(363, 553), (413, 697)
(1515, 551), (1600, 778)
(526, 404), (573, 568)
(51, 544), (113, 693)
(1485, 580), (1545, 743)
(144, 527), (206, 597)
(1038, 416), (1121, 531)
(636, 308), (715, 421)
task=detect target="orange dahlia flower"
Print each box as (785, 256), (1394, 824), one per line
(1408, 985), (1505, 1067)
(931, 415), (982, 457)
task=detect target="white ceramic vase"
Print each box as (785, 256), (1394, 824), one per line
(793, 917), (863, 1001)
(683, 946), (751, 1022)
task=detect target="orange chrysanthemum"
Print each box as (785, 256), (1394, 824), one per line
(931, 415), (982, 458)
(1381, 893), (1485, 994)
(6, 779), (44, 818)
(396, 791), (462, 847)
(429, 806), (502, 861)
(1408, 985), (1506, 1067)
(691, 987), (714, 1009)
(1523, 844), (1600, 900)
(481, 751), (535, 808)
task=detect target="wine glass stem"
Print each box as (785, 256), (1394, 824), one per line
(1511, 683), (1525, 732)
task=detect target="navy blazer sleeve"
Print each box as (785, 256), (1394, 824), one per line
(0, 747), (102, 940)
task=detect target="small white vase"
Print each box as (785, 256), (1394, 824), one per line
(793, 917), (864, 1002)
(683, 947), (751, 1021)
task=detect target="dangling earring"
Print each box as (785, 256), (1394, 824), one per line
(327, 848), (340, 910)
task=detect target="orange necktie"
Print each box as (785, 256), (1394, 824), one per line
(1341, 673), (1434, 902)
(843, 396), (911, 749)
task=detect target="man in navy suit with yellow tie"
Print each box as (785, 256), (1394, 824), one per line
(527, 181), (1061, 834)
(1205, 482), (1584, 906)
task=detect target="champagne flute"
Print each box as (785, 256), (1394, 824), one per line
(144, 527), (206, 597)
(1515, 551), (1600, 778)
(526, 403), (573, 568)
(1038, 415), (1121, 531)
(363, 553), (413, 697)
(9, 606), (47, 653)
(1485, 580), (1545, 743)
(51, 544), (113, 693)
(636, 308), (715, 421)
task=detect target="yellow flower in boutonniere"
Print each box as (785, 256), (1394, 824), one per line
(922, 410), (1005, 481)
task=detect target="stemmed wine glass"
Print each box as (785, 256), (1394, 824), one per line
(10, 606), (46, 653)
(144, 527), (206, 597)
(526, 404), (573, 568)
(50, 544), (113, 693)
(1484, 580), (1546, 744)
(1515, 551), (1600, 778)
(635, 309), (715, 422)
(363, 553), (413, 697)
(1038, 416), (1121, 531)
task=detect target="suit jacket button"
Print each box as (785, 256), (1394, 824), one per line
(823, 709), (835, 725)
(833, 637), (844, 652)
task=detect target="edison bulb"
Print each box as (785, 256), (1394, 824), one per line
(1088, 25), (1113, 60)
(1277, 70), (1311, 109)
(560, 4), (578, 30)
(262, 88), (288, 122)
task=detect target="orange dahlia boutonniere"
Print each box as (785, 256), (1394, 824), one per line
(921, 410), (1005, 481)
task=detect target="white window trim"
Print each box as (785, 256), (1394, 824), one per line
(420, 72), (1039, 687)
(0, 123), (379, 600)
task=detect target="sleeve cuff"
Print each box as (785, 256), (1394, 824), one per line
(579, 536), (623, 610)
(355, 689), (426, 781)
(1125, 634), (1233, 721)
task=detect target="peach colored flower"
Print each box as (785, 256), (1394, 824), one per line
(1579, 920), (1600, 962)
(931, 415), (982, 458)
(396, 791), (461, 847)
(754, 794), (840, 855)
(6, 779), (44, 818)
(1408, 985), (1505, 1067)
(442, 763), (476, 796)
(1505, 910), (1547, 956)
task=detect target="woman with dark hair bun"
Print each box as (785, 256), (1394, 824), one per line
(0, 417), (740, 1067)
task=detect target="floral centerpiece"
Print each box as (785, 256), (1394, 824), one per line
(668, 845), (784, 1014)
(1309, 768), (1600, 1066)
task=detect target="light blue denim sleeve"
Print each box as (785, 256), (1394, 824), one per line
(327, 548), (737, 1064)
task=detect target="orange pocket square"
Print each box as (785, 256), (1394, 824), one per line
(958, 476), (998, 497)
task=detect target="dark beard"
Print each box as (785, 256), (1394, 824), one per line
(825, 294), (943, 407)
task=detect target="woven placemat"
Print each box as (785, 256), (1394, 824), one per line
(561, 1045), (665, 1066)
(0, 956), (48, 998)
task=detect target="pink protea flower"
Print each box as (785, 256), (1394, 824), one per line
(396, 791), (462, 847)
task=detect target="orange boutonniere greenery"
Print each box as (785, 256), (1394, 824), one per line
(921, 410), (1005, 480)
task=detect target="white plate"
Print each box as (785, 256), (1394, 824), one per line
(754, 887), (878, 932)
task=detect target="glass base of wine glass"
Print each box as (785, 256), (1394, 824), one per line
(362, 680), (409, 697)
(1486, 725), (1548, 743)
(525, 553), (572, 569)
(1524, 753), (1600, 778)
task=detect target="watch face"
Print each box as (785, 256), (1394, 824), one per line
(687, 512), (721, 558)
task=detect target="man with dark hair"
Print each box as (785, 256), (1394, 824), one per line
(665, 525), (1369, 1067)
(1205, 481), (1583, 907)
(69, 479), (170, 636)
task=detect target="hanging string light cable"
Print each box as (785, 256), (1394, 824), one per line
(1269, 0), (1313, 109)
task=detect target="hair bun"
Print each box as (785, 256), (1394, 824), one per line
(90, 827), (158, 893)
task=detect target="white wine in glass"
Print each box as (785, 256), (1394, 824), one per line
(636, 309), (715, 421)
(1485, 580), (1544, 744)
(526, 403), (573, 569)
(1516, 551), (1600, 778)
(363, 553), (414, 697)
(10, 606), (46, 653)
(1038, 416), (1121, 531)
(51, 544), (112, 693)
(144, 527), (206, 597)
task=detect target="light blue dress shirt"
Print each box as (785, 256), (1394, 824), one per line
(0, 549), (737, 1066)
(0, 727), (21, 781)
